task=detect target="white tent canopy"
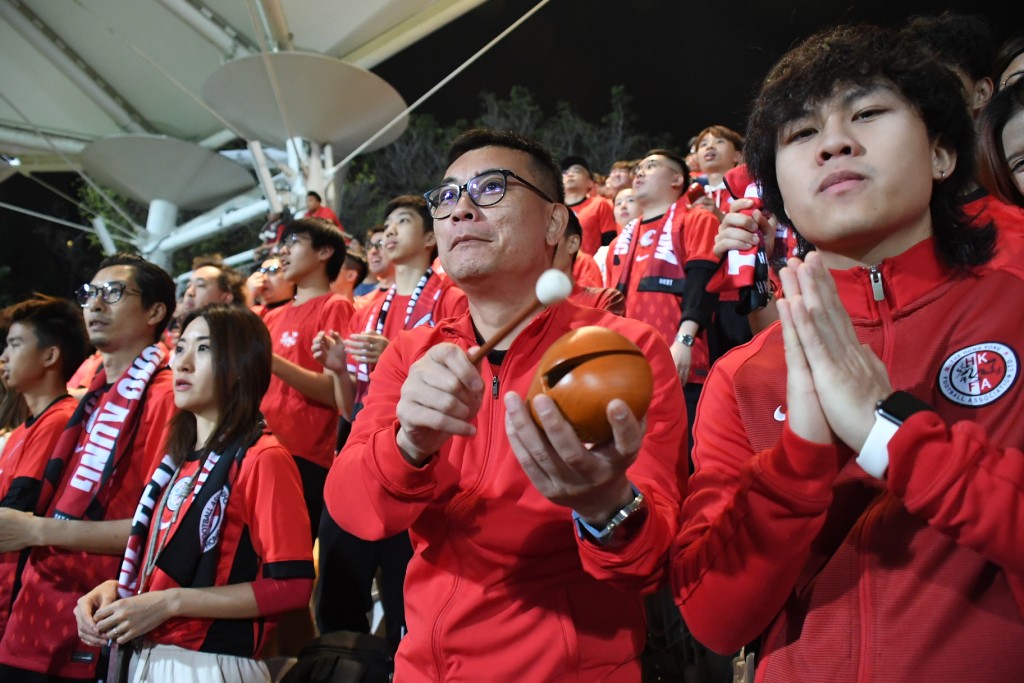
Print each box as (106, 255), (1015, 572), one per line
(0, 0), (489, 265)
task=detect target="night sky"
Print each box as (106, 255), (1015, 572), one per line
(374, 0), (1013, 147)
(0, 0), (1015, 299)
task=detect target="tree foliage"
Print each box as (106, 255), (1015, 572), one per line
(339, 85), (665, 239)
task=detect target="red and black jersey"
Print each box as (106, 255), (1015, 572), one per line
(0, 375), (175, 679)
(261, 293), (354, 468)
(143, 434), (314, 656)
(0, 396), (76, 638)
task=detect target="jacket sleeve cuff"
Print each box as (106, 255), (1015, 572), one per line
(755, 424), (845, 507)
(368, 421), (439, 499)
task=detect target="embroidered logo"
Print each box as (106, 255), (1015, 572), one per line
(199, 486), (229, 552)
(639, 229), (658, 247)
(773, 406), (786, 422)
(938, 342), (1018, 407)
(279, 331), (299, 348)
(167, 477), (192, 512)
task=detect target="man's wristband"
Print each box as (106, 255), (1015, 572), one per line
(856, 391), (934, 479)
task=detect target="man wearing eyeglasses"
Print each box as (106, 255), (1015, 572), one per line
(353, 226), (395, 306)
(324, 128), (687, 681)
(246, 257), (296, 318)
(0, 253), (178, 681)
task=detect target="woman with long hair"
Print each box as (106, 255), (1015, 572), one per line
(75, 304), (314, 682)
(979, 79), (1024, 208)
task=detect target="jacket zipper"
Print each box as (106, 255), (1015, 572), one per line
(857, 264), (894, 682)
(869, 266), (884, 302)
(429, 331), (528, 679)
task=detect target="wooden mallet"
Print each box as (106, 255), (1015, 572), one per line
(468, 269), (573, 365)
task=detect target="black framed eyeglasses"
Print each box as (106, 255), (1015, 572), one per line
(423, 168), (555, 219)
(364, 239), (384, 252)
(258, 265), (282, 275)
(75, 281), (143, 307)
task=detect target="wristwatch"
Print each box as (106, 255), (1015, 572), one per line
(573, 484), (648, 547)
(674, 333), (695, 347)
(856, 391), (934, 478)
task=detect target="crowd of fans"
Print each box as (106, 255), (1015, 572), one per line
(0, 11), (1023, 683)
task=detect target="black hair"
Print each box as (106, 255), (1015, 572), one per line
(188, 261), (246, 307)
(384, 194), (437, 261)
(978, 79), (1024, 207)
(165, 305), (270, 463)
(446, 128), (565, 204)
(281, 217), (348, 281)
(343, 254), (369, 285)
(306, 191), (322, 202)
(903, 12), (995, 83)
(745, 23), (995, 269)
(5, 294), (90, 382)
(96, 252), (177, 340)
(643, 148), (690, 188)
(994, 36), (1024, 88)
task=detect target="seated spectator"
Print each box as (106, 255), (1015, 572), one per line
(562, 156), (618, 255)
(324, 128), (687, 681)
(903, 12), (996, 116)
(303, 191), (343, 229)
(673, 24), (1024, 681)
(0, 295), (88, 637)
(995, 35), (1024, 92)
(979, 79), (1024, 207)
(75, 305), (314, 682)
(0, 253), (177, 680)
(353, 225), (395, 306)
(556, 211), (625, 315)
(692, 125), (744, 214)
(331, 243), (369, 304)
(0, 310), (27, 449)
(246, 256), (296, 317)
(180, 258), (245, 315)
(601, 159), (636, 200)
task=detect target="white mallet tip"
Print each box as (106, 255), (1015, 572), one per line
(535, 269), (573, 306)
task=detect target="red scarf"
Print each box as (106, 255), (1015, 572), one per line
(42, 345), (167, 521)
(614, 200), (687, 295)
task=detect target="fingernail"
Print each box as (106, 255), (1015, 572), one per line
(534, 395), (554, 415)
(610, 401), (628, 420)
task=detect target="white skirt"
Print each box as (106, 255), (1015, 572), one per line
(127, 642), (271, 683)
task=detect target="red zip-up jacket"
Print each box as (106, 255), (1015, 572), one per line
(326, 300), (687, 682)
(674, 238), (1024, 682)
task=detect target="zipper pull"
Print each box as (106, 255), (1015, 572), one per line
(869, 266), (884, 302)
(492, 376), (499, 399)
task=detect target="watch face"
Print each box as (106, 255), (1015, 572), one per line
(878, 391), (931, 422)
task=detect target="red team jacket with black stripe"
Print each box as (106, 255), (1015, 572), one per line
(674, 238), (1024, 681)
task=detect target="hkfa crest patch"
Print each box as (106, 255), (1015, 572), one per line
(199, 486), (229, 552)
(938, 342), (1018, 407)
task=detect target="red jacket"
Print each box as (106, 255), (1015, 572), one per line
(325, 300), (687, 682)
(673, 238), (1024, 682)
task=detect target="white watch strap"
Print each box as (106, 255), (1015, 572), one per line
(856, 412), (899, 479)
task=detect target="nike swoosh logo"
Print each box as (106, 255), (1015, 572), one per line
(636, 254), (650, 262)
(773, 406), (786, 421)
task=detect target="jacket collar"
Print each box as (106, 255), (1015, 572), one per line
(829, 237), (958, 320)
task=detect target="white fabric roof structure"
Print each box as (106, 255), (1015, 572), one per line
(0, 0), (492, 265)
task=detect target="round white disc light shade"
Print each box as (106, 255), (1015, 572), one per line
(202, 52), (408, 152)
(81, 135), (255, 209)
